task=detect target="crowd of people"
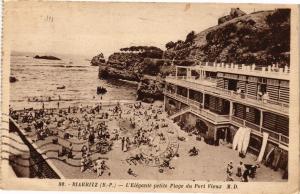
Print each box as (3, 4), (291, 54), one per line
(9, 100), (273, 181)
(9, 101), (177, 178)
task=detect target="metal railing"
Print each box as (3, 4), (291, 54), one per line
(166, 76), (289, 114)
(9, 118), (63, 178)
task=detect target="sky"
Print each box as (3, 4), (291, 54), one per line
(5, 2), (281, 58)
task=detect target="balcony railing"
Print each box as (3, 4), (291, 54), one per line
(166, 76), (289, 114)
(164, 90), (230, 124)
(179, 62), (290, 80)
(165, 89), (289, 147)
(231, 116), (289, 147)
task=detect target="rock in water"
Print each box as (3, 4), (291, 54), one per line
(57, 85), (66, 89)
(97, 86), (107, 95)
(91, 53), (106, 66)
(10, 76), (18, 83)
(34, 55), (61, 60)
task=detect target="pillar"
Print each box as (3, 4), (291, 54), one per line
(214, 126), (218, 142)
(229, 101), (233, 117)
(259, 110), (263, 132)
(175, 66), (178, 78)
(187, 68), (191, 78)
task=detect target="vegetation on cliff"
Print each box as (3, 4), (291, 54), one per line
(92, 8), (290, 102)
(97, 46), (163, 82)
(164, 9), (290, 66)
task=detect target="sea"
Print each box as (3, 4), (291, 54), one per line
(10, 54), (138, 110)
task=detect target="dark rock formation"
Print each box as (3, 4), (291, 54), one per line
(97, 86), (107, 95)
(97, 46), (164, 82)
(136, 76), (165, 102)
(10, 76), (18, 83)
(91, 53), (105, 66)
(218, 8), (246, 25)
(34, 55), (61, 60)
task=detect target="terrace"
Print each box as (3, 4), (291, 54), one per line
(165, 76), (289, 115)
(177, 61), (290, 80)
(164, 91), (230, 125)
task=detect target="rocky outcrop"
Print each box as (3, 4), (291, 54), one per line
(97, 46), (164, 82)
(165, 9), (290, 66)
(34, 55), (61, 60)
(10, 76), (18, 83)
(218, 8), (246, 25)
(93, 8), (290, 102)
(136, 76), (165, 102)
(91, 53), (105, 66)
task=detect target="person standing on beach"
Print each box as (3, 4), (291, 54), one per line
(121, 137), (125, 151)
(236, 161), (244, 177)
(57, 102), (60, 109)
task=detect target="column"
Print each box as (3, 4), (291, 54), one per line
(175, 66), (178, 79)
(214, 126), (218, 142)
(229, 101), (233, 117)
(259, 110), (263, 132)
(187, 68), (191, 78)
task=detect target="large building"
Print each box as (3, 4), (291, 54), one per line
(164, 62), (289, 168)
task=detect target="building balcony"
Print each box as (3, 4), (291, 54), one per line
(165, 76), (289, 115)
(231, 115), (289, 148)
(164, 90), (230, 125)
(164, 90), (289, 149)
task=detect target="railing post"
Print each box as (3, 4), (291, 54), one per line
(279, 133), (282, 143)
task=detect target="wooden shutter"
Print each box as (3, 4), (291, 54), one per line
(247, 82), (257, 96)
(267, 79), (279, 101)
(216, 78), (224, 88)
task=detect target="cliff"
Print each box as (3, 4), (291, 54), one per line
(93, 8), (290, 102)
(97, 46), (164, 81)
(164, 9), (290, 67)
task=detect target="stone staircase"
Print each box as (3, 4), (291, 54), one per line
(169, 107), (191, 120)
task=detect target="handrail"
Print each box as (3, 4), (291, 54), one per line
(165, 91), (230, 124)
